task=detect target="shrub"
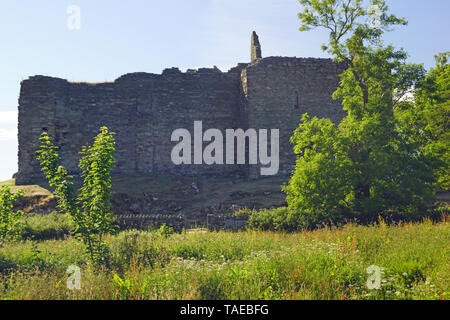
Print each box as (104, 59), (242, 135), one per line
(237, 207), (304, 232)
(36, 126), (116, 266)
(155, 223), (174, 238)
(0, 186), (24, 241)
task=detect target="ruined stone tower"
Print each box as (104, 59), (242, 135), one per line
(251, 31), (262, 63)
(16, 32), (346, 185)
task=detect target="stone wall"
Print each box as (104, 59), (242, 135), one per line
(16, 67), (249, 185)
(243, 57), (347, 176)
(16, 33), (346, 186)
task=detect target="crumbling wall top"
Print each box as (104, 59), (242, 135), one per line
(251, 31), (262, 63)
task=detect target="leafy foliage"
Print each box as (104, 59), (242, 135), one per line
(35, 133), (77, 217)
(36, 127), (116, 265)
(0, 186), (24, 240)
(281, 0), (439, 228)
(397, 52), (450, 190)
(236, 207), (303, 232)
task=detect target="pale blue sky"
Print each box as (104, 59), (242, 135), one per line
(0, 0), (449, 181)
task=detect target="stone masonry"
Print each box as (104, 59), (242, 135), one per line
(16, 32), (346, 185)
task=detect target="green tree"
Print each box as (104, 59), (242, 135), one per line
(0, 186), (24, 240)
(397, 52), (449, 190)
(282, 0), (438, 227)
(37, 127), (116, 265)
(77, 127), (116, 260)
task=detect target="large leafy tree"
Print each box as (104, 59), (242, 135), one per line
(283, 0), (438, 227)
(397, 52), (449, 190)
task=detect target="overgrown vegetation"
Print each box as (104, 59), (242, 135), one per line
(0, 186), (24, 241)
(397, 51), (450, 190)
(20, 212), (73, 241)
(0, 218), (447, 300)
(36, 127), (116, 265)
(238, 203), (448, 232)
(243, 0), (449, 230)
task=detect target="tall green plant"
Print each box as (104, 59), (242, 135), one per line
(37, 127), (116, 265)
(0, 186), (24, 240)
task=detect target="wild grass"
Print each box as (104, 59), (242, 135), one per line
(0, 179), (15, 187)
(20, 212), (73, 240)
(0, 217), (448, 300)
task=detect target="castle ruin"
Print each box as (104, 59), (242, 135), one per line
(16, 32), (346, 186)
